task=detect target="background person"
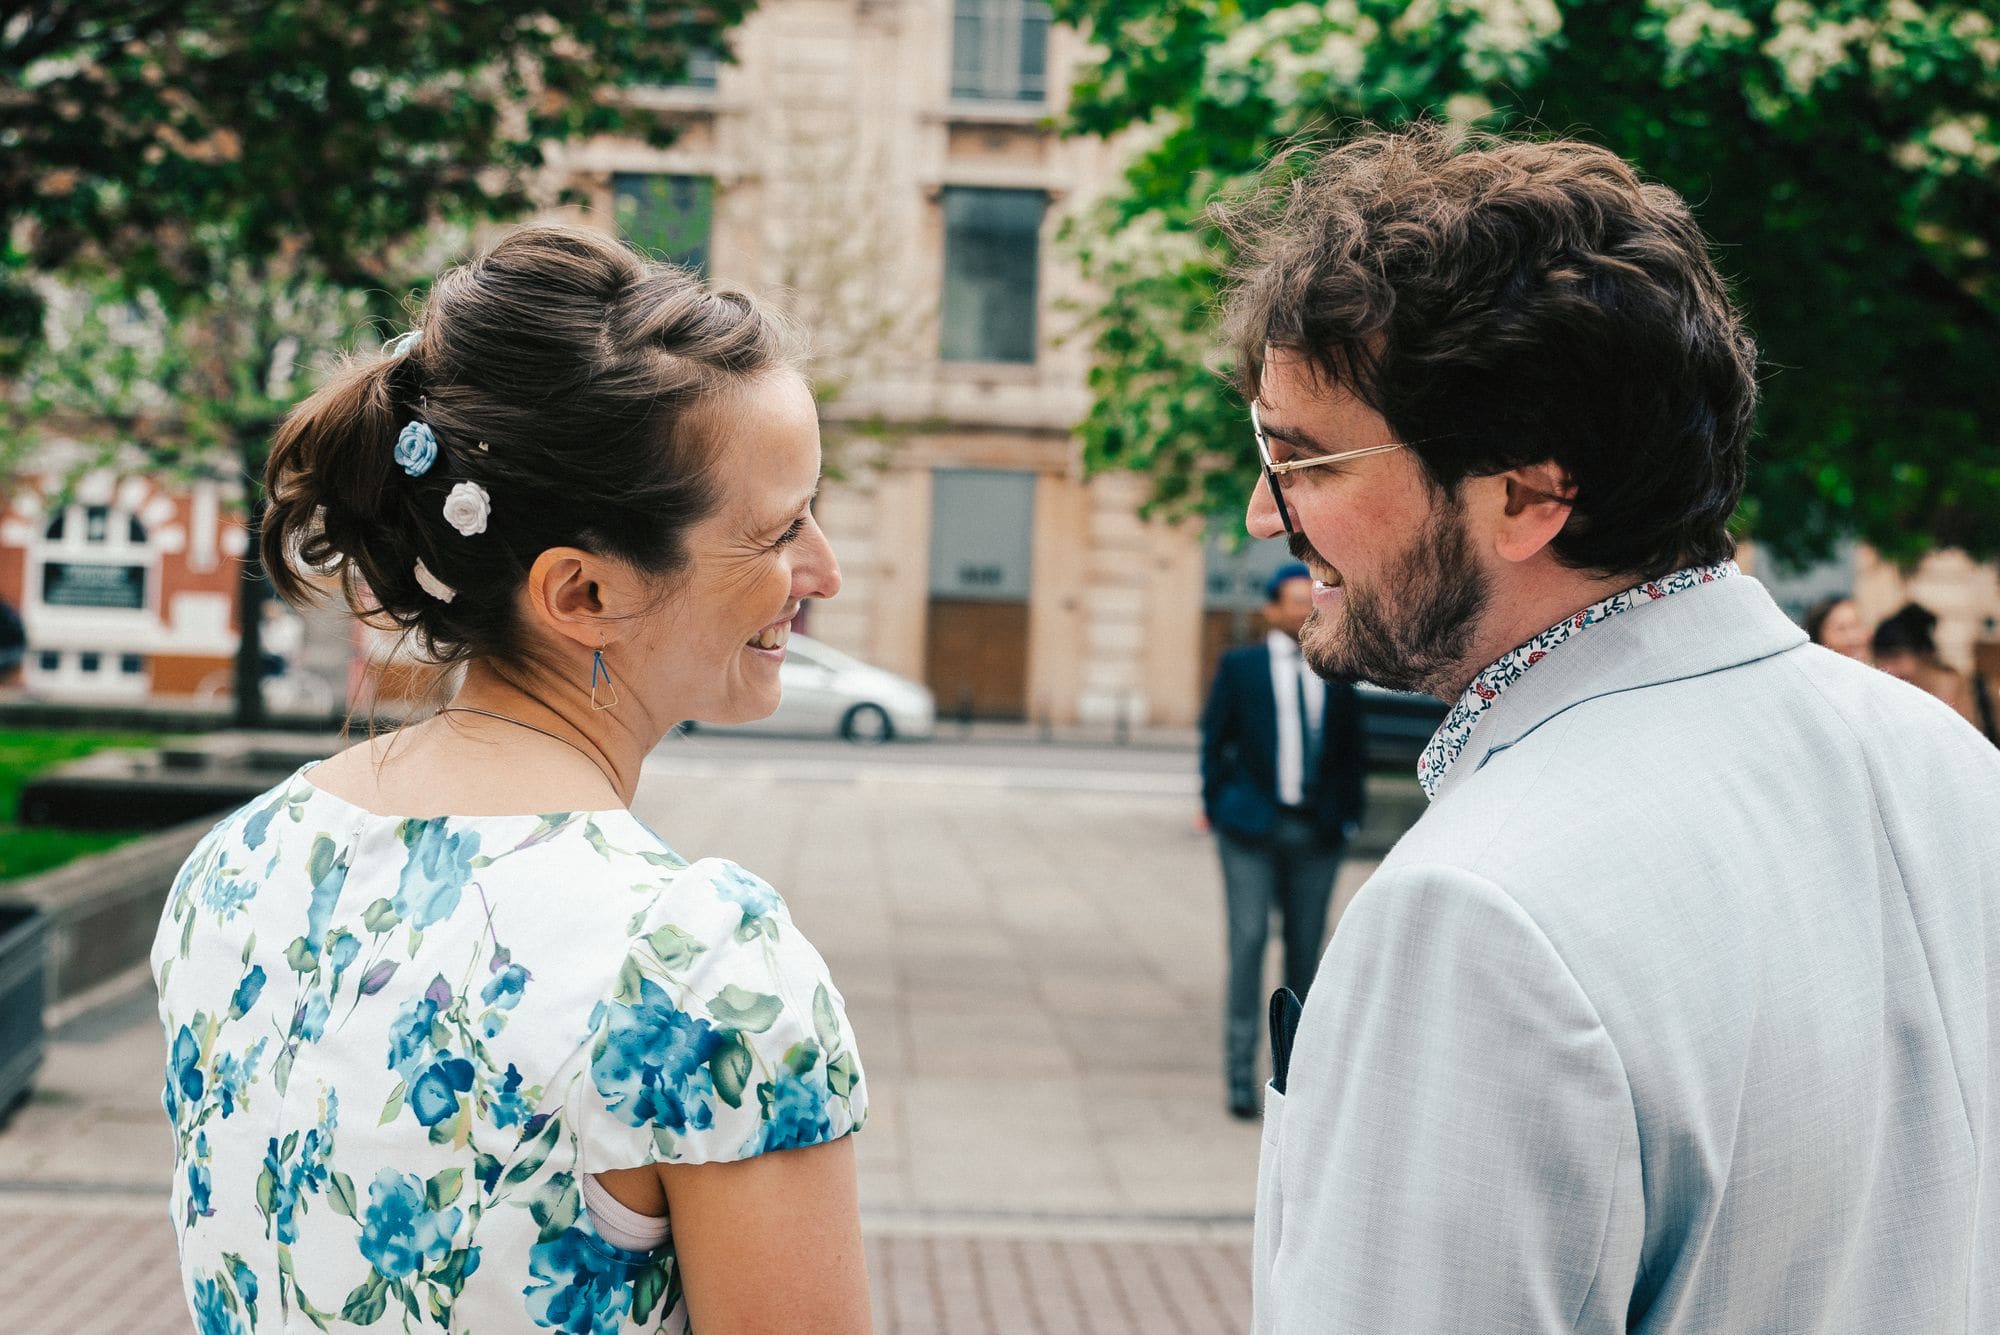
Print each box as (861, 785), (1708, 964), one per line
(1872, 600), (1980, 727)
(152, 225), (871, 1334)
(0, 597), (22, 686)
(1200, 561), (1366, 1119)
(1224, 126), (2000, 1332)
(1803, 592), (1869, 660)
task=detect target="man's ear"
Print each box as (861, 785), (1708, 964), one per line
(1490, 461), (1576, 564)
(524, 547), (619, 651)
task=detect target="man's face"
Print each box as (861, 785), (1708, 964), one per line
(1265, 577), (1313, 640)
(1245, 352), (1490, 698)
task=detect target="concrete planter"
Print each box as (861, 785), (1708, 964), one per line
(5, 818), (213, 1010)
(0, 904), (50, 1123)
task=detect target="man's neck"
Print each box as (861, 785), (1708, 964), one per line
(1440, 566), (1643, 700)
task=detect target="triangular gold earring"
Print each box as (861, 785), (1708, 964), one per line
(590, 648), (619, 711)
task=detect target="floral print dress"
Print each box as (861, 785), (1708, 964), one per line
(152, 766), (866, 1334)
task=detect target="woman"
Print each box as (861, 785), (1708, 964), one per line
(1803, 594), (1869, 661)
(1872, 601), (1979, 727)
(152, 225), (870, 1334)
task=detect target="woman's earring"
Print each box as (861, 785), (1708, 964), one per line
(590, 648), (619, 712)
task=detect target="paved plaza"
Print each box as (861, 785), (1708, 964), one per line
(0, 738), (1378, 1331)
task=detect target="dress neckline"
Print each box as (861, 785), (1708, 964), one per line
(293, 760), (636, 824)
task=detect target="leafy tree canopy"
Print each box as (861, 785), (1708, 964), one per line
(1052, 0), (2000, 566)
(0, 0), (748, 347)
(1, 3), (751, 722)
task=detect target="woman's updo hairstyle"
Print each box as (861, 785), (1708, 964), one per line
(262, 223), (794, 669)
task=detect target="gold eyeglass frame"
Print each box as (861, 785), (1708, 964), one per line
(1251, 402), (1411, 476)
(1250, 401), (1410, 535)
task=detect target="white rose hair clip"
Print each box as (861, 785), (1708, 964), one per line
(442, 481), (491, 537)
(411, 479), (487, 604)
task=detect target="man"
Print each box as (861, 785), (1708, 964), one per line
(0, 598), (22, 686)
(1201, 562), (1367, 1119)
(1229, 126), (2000, 1332)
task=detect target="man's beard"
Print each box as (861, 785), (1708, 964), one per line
(1291, 501), (1490, 699)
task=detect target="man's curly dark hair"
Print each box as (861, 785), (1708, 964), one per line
(1218, 123), (1760, 581)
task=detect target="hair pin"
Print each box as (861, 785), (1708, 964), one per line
(413, 559), (456, 603)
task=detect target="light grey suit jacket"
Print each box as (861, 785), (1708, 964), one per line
(1255, 575), (2000, 1333)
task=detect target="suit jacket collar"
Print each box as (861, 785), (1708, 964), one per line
(1431, 575), (1807, 803)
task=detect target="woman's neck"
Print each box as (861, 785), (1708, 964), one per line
(446, 661), (653, 808)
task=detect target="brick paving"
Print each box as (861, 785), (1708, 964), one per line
(0, 743), (1370, 1331)
(0, 1205), (1249, 1334)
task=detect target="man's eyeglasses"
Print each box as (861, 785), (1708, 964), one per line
(1251, 402), (1410, 536)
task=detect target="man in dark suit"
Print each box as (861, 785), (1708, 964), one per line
(1201, 562), (1367, 1118)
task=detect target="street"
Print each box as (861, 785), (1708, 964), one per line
(0, 732), (1379, 1333)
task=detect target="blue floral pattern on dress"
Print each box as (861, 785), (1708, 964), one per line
(358, 1169), (462, 1279)
(393, 819), (480, 932)
(191, 1271), (244, 1335)
(525, 1227), (650, 1335)
(760, 1068), (835, 1154)
(589, 976), (724, 1133)
(154, 769), (865, 1332)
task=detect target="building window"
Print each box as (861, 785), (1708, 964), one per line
(43, 511), (64, 541)
(612, 174), (714, 277)
(676, 46), (720, 89)
(128, 515), (147, 544)
(85, 505), (109, 543)
(37, 650), (59, 672)
(79, 651), (101, 674)
(952, 0), (1050, 103)
(940, 187), (1044, 364)
(120, 654), (146, 676)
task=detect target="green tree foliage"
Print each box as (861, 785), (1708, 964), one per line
(1, 1), (746, 311)
(1, 3), (750, 720)
(1054, 0), (2000, 566)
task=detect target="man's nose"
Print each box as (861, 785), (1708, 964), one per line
(1246, 475), (1286, 541)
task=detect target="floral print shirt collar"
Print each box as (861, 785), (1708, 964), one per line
(1417, 559), (1740, 800)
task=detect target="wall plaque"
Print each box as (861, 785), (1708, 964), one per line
(42, 562), (147, 610)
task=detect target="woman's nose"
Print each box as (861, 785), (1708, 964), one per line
(795, 518), (841, 602)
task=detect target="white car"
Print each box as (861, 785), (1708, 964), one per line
(698, 633), (935, 743)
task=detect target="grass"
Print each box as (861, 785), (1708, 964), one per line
(0, 729), (163, 883)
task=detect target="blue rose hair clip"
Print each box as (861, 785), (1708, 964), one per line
(394, 421), (438, 478)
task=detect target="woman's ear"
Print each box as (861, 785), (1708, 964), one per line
(525, 547), (617, 651)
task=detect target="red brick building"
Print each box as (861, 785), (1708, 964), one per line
(0, 468), (246, 701)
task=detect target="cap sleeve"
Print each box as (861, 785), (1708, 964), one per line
(573, 858), (867, 1172)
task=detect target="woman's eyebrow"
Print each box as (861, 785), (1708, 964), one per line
(757, 484), (819, 530)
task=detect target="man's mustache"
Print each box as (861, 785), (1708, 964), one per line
(1288, 533), (1323, 567)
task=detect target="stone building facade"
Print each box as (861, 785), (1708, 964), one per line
(551, 0), (1225, 725)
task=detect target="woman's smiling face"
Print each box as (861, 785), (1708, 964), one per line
(636, 368), (840, 725)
